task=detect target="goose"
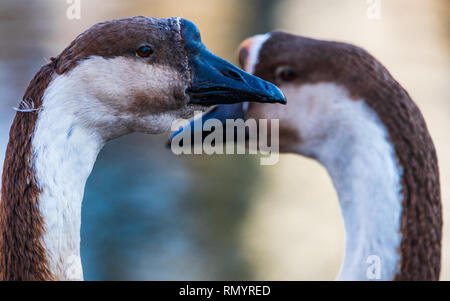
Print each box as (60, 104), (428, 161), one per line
(172, 32), (442, 280)
(0, 17), (286, 281)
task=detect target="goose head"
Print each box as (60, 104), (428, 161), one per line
(170, 31), (441, 280)
(43, 17), (285, 141)
(171, 31), (380, 154)
(0, 17), (287, 281)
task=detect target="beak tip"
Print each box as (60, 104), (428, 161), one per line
(271, 86), (287, 105)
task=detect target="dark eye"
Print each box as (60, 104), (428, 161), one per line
(275, 66), (296, 82)
(136, 45), (153, 57)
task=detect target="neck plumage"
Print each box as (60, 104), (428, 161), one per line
(316, 113), (403, 280)
(31, 93), (104, 280)
(286, 80), (441, 280)
(0, 66), (104, 280)
(308, 88), (441, 280)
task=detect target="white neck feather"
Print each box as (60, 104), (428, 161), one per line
(28, 55), (194, 280)
(280, 83), (404, 280)
(32, 73), (105, 280)
(313, 85), (403, 280)
(319, 118), (403, 280)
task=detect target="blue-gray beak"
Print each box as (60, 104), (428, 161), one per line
(170, 20), (285, 145)
(168, 103), (249, 145)
(181, 19), (285, 106)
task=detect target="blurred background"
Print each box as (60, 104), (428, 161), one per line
(0, 0), (448, 280)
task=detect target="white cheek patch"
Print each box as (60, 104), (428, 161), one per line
(245, 33), (270, 75)
(73, 56), (184, 107)
(134, 112), (179, 134)
(46, 56), (188, 137)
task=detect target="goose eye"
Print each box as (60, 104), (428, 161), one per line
(136, 45), (153, 57)
(275, 66), (296, 82)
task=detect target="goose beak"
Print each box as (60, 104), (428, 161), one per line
(168, 103), (248, 144)
(181, 19), (286, 106)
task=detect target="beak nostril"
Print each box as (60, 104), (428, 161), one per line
(221, 69), (244, 82)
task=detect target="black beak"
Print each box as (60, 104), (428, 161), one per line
(168, 103), (247, 145)
(181, 19), (286, 106)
